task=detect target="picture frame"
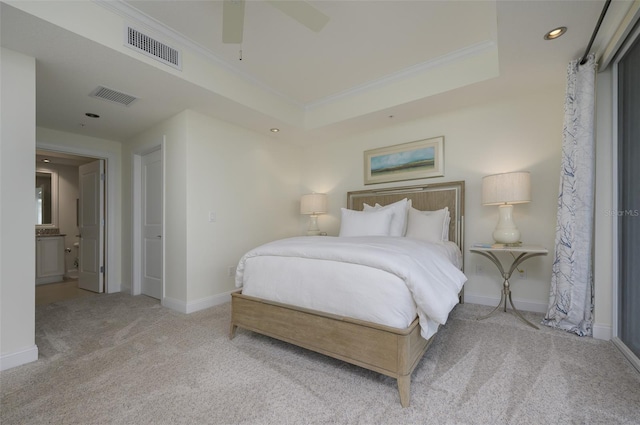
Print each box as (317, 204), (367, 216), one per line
(364, 136), (444, 185)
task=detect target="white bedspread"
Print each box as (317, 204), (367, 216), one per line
(235, 236), (467, 339)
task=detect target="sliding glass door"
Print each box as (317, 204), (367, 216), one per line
(617, 27), (640, 360)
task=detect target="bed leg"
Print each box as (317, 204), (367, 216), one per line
(398, 375), (410, 408)
(229, 323), (238, 340)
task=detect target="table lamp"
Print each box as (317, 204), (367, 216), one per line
(482, 171), (531, 244)
(300, 193), (328, 236)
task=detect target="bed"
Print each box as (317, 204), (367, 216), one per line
(229, 181), (465, 407)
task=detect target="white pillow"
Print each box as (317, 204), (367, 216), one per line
(443, 212), (451, 241)
(362, 198), (410, 236)
(405, 207), (449, 243)
(339, 208), (394, 237)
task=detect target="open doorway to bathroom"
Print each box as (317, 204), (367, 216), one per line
(35, 149), (106, 305)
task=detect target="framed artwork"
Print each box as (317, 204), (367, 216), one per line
(364, 136), (444, 185)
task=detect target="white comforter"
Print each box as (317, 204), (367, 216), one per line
(235, 236), (467, 339)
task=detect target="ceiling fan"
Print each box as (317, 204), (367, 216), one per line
(222, 0), (330, 44)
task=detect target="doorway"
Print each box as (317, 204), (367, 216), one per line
(35, 150), (104, 299)
(36, 144), (118, 295)
(132, 142), (164, 300)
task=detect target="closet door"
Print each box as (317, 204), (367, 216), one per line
(618, 32), (640, 359)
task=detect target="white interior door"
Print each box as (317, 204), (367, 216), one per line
(141, 149), (163, 299)
(78, 160), (104, 293)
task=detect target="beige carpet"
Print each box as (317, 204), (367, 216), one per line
(1, 293), (639, 424)
(35, 279), (93, 306)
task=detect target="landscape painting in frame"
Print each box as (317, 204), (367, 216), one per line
(364, 136), (444, 185)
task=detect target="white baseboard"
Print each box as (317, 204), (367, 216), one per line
(612, 337), (640, 373)
(106, 281), (122, 294)
(161, 296), (187, 313)
(0, 344), (38, 371)
(463, 293), (548, 314)
(162, 290), (233, 314)
(592, 323), (612, 341)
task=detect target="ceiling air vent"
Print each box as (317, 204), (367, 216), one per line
(90, 86), (138, 106)
(125, 26), (182, 70)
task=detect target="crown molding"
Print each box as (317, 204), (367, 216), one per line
(306, 40), (497, 111)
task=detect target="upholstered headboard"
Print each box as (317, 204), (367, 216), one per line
(346, 181), (465, 250)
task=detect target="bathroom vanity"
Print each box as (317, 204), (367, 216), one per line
(36, 234), (65, 285)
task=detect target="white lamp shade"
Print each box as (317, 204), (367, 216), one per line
(482, 171), (531, 205)
(300, 193), (328, 215)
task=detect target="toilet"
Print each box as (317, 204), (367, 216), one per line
(65, 241), (80, 279)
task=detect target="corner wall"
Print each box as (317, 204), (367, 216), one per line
(124, 110), (303, 313)
(0, 48), (38, 370)
(184, 111), (303, 305)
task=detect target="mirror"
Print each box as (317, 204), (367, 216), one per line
(36, 169), (58, 228)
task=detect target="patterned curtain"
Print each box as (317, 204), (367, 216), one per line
(542, 53), (596, 336)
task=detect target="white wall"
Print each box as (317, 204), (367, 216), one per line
(302, 87), (565, 313)
(125, 110), (303, 312)
(184, 111), (303, 303)
(0, 48), (38, 370)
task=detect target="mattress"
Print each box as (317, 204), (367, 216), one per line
(236, 236), (466, 339)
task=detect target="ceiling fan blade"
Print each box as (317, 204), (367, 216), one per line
(266, 0), (329, 33)
(222, 0), (246, 44)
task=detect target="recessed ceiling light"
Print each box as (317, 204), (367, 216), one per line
(85, 112), (100, 118)
(544, 27), (567, 40)
(42, 159), (50, 163)
(270, 128), (280, 133)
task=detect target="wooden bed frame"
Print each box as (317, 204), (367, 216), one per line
(230, 181), (465, 407)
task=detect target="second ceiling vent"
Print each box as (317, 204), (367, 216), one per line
(90, 86), (138, 106)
